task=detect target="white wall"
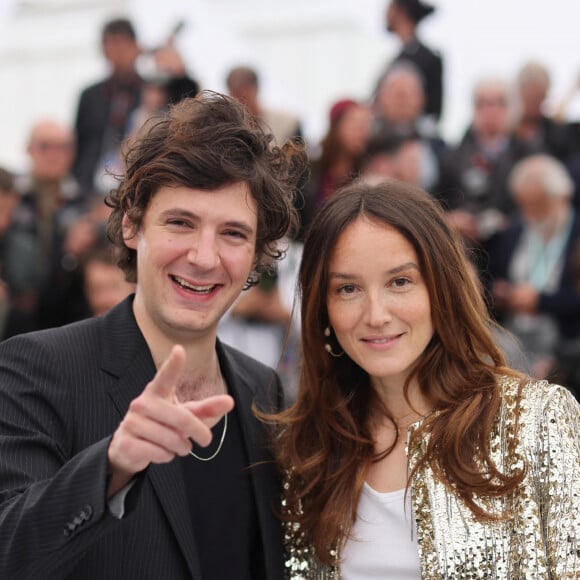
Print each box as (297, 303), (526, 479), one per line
(0, 0), (129, 171)
(1, 0), (579, 171)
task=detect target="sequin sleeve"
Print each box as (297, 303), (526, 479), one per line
(535, 385), (580, 577)
(281, 473), (338, 579)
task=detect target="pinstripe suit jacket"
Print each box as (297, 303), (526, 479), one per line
(0, 296), (285, 579)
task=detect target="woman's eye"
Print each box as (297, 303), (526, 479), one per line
(392, 277), (410, 288)
(338, 284), (357, 294)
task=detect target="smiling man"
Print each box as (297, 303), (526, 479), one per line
(0, 91), (307, 580)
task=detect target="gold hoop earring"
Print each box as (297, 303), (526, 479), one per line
(324, 326), (344, 358)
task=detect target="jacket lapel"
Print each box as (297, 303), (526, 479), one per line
(101, 298), (201, 579)
(146, 463), (201, 578)
(218, 342), (284, 580)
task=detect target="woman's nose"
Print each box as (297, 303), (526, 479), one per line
(365, 292), (392, 327)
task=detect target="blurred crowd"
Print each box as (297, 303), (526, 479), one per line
(1, 0), (580, 401)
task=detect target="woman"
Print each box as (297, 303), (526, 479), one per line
(299, 99), (371, 239)
(272, 180), (580, 578)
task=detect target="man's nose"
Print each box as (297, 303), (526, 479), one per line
(187, 231), (220, 270)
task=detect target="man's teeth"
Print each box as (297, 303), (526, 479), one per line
(173, 276), (215, 293)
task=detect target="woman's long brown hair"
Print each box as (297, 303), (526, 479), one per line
(271, 180), (525, 566)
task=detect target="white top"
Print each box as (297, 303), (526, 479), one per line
(340, 483), (421, 580)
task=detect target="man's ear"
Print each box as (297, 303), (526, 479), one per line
(122, 214), (139, 250)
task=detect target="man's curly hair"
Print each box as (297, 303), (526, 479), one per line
(106, 90), (307, 284)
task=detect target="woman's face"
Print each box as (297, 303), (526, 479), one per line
(326, 216), (434, 389)
(336, 105), (373, 158)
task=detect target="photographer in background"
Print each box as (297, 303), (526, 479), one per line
(73, 17), (199, 197)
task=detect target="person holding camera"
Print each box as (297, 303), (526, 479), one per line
(73, 17), (199, 197)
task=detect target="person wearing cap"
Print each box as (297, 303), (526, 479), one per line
(299, 98), (372, 240)
(381, 0), (444, 123)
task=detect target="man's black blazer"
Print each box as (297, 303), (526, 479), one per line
(72, 77), (142, 194)
(0, 296), (285, 579)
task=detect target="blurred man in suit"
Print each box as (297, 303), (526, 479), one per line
(73, 17), (199, 197)
(73, 18), (143, 196)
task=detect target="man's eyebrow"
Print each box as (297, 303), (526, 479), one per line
(159, 209), (256, 235)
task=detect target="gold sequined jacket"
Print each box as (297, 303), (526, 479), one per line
(283, 378), (580, 579)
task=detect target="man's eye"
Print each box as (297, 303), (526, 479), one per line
(225, 230), (247, 239)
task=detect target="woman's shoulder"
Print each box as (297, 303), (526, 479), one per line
(497, 373), (580, 425)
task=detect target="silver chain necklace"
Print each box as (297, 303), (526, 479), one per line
(188, 361), (228, 462)
(189, 412), (228, 461)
